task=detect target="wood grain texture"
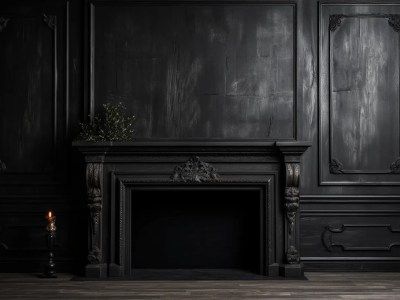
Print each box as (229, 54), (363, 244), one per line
(1, 272), (400, 299)
(301, 216), (400, 257)
(296, 1), (400, 265)
(92, 3), (295, 139)
(330, 16), (399, 172)
(0, 15), (55, 174)
(2, 0), (400, 274)
(318, 3), (400, 185)
(300, 195), (400, 265)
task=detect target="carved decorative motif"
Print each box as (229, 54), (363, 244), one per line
(284, 186), (299, 234)
(329, 14), (344, 31)
(86, 163), (103, 264)
(284, 163), (300, 235)
(43, 14), (56, 30)
(88, 202), (102, 236)
(390, 158), (400, 174)
(88, 246), (102, 264)
(329, 158), (344, 174)
(286, 245), (299, 264)
(87, 163), (102, 234)
(387, 14), (400, 32)
(329, 157), (400, 174)
(329, 14), (400, 33)
(282, 162), (302, 266)
(0, 17), (9, 32)
(171, 156), (220, 183)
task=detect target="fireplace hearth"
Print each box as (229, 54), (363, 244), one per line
(73, 141), (310, 278)
(131, 188), (261, 272)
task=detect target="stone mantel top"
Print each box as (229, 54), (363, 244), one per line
(72, 140), (311, 157)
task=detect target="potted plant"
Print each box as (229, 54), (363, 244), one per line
(77, 102), (135, 142)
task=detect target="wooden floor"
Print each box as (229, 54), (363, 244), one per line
(0, 272), (399, 299)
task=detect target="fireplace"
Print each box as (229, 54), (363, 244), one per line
(130, 187), (262, 278)
(73, 141), (310, 278)
(131, 188), (261, 269)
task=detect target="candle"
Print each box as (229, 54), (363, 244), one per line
(44, 210), (57, 277)
(46, 211), (56, 232)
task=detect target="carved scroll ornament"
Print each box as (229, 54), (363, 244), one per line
(329, 14), (344, 32)
(284, 163), (300, 235)
(171, 156), (220, 183)
(330, 157), (400, 174)
(329, 14), (400, 32)
(390, 158), (400, 174)
(286, 245), (300, 264)
(88, 246), (102, 264)
(387, 14), (400, 32)
(284, 162), (301, 264)
(329, 158), (344, 174)
(86, 163), (103, 264)
(285, 186), (299, 234)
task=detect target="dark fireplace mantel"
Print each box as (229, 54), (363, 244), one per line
(73, 140), (310, 278)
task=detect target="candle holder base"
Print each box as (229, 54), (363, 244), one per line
(43, 231), (57, 278)
(43, 269), (57, 278)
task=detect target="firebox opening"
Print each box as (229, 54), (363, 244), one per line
(131, 187), (262, 275)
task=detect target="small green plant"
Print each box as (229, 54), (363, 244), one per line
(77, 102), (135, 142)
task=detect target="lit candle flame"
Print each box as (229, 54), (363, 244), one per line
(46, 210), (56, 232)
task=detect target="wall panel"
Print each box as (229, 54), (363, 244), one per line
(2, 0), (400, 273)
(319, 3), (400, 185)
(0, 15), (54, 177)
(300, 195), (400, 270)
(0, 0), (83, 273)
(0, 2), (68, 186)
(90, 1), (296, 139)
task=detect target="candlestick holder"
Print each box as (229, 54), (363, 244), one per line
(44, 212), (57, 278)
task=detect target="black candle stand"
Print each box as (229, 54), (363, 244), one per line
(43, 213), (57, 278)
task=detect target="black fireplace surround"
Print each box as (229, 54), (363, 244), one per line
(73, 141), (310, 278)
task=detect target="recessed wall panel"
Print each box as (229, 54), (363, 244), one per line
(0, 16), (55, 175)
(91, 2), (295, 139)
(319, 3), (400, 185)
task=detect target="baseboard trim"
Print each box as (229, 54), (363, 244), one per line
(303, 260), (400, 272)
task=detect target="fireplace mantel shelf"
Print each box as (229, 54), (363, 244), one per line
(73, 140), (311, 155)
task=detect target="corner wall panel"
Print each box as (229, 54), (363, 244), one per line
(0, 1), (81, 273)
(0, 3), (68, 186)
(0, 15), (55, 176)
(319, 3), (400, 185)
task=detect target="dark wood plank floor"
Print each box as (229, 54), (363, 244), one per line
(0, 272), (399, 299)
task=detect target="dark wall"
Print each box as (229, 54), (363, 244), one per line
(298, 1), (400, 271)
(92, 3), (295, 139)
(0, 0), (400, 272)
(0, 0), (85, 272)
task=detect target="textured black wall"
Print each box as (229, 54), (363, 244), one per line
(0, 0), (400, 272)
(298, 1), (400, 271)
